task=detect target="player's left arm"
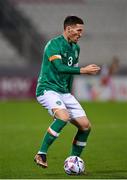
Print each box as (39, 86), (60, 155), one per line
(47, 40), (81, 74)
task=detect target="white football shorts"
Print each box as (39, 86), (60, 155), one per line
(37, 90), (86, 119)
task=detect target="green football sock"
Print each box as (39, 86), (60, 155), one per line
(71, 128), (91, 157)
(39, 118), (67, 154)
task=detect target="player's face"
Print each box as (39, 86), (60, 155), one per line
(68, 24), (84, 43)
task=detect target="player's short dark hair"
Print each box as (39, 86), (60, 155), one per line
(64, 16), (84, 29)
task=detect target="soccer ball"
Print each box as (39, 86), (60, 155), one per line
(64, 156), (85, 175)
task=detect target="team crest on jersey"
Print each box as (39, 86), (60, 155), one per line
(75, 50), (78, 59)
(56, 101), (62, 105)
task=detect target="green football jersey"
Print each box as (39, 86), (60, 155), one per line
(36, 35), (81, 96)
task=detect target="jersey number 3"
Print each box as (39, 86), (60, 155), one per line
(68, 57), (73, 66)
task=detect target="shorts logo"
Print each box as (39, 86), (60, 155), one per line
(56, 101), (62, 105)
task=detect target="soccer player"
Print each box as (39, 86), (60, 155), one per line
(34, 16), (100, 168)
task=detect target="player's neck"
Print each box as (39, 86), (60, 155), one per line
(63, 32), (71, 43)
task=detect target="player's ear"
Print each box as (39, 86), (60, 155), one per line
(67, 26), (71, 33)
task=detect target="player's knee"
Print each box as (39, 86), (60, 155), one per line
(81, 121), (91, 131)
(60, 114), (70, 121)
(53, 108), (70, 121)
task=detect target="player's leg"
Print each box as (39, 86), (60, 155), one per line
(34, 91), (70, 168)
(70, 116), (91, 157)
(35, 109), (69, 168)
(62, 93), (91, 157)
(38, 108), (69, 155)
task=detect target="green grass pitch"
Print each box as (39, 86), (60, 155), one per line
(0, 100), (127, 179)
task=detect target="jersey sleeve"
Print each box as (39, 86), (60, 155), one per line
(45, 40), (62, 61)
(74, 63), (79, 67)
(52, 60), (80, 74)
(45, 39), (80, 74)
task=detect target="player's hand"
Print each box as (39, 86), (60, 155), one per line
(80, 64), (101, 74)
